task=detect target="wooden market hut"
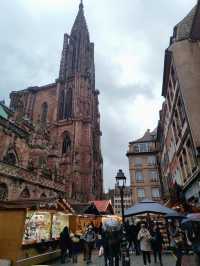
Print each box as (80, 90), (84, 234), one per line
(0, 198), (74, 266)
(70, 202), (101, 233)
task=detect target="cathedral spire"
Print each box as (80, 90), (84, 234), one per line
(59, 0), (92, 81)
(79, 0), (83, 9)
(71, 0), (88, 36)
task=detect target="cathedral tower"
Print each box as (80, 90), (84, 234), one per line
(9, 1), (103, 202)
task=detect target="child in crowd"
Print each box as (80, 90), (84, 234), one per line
(71, 232), (81, 264)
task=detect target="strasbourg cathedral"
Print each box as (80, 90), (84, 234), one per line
(0, 1), (103, 202)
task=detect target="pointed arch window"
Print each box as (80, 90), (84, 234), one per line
(64, 88), (72, 119)
(19, 188), (30, 199)
(0, 183), (8, 201)
(71, 182), (76, 199)
(16, 99), (24, 113)
(3, 150), (18, 165)
(41, 102), (48, 124)
(71, 42), (76, 72)
(38, 156), (46, 169)
(59, 90), (65, 120)
(59, 88), (72, 120)
(62, 133), (71, 154)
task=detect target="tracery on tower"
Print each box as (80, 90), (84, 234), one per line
(59, 88), (72, 120)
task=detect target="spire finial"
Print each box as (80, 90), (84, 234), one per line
(79, 0), (83, 9)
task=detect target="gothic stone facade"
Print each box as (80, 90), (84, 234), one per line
(0, 2), (103, 202)
(0, 105), (65, 200)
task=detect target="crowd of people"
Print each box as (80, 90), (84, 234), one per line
(126, 220), (164, 266)
(168, 219), (200, 266)
(59, 223), (102, 264)
(59, 218), (200, 266)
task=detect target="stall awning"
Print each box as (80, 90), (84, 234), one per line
(0, 198), (74, 213)
(125, 199), (178, 217)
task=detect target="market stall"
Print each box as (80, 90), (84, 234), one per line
(70, 203), (101, 234)
(124, 199), (178, 249)
(75, 214), (101, 233)
(0, 198), (74, 266)
(23, 210), (71, 245)
(70, 203), (121, 235)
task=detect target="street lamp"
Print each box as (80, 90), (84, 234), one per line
(115, 169), (126, 223)
(115, 169), (130, 266)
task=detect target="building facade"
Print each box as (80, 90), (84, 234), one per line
(0, 103), (65, 201)
(127, 130), (161, 204)
(0, 2), (103, 202)
(158, 1), (200, 203)
(104, 188), (115, 204)
(114, 186), (132, 215)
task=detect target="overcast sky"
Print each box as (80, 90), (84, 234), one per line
(0, 0), (197, 191)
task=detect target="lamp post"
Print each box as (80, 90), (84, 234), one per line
(115, 169), (130, 266)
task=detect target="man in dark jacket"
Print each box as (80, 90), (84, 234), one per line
(102, 228), (122, 266)
(129, 222), (140, 255)
(151, 225), (163, 266)
(59, 226), (72, 264)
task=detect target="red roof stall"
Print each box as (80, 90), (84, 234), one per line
(90, 200), (114, 215)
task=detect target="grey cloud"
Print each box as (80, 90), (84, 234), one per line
(96, 53), (156, 99)
(96, 54), (158, 189)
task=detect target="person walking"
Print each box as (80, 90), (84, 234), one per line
(184, 221), (200, 265)
(80, 225), (88, 261)
(151, 225), (163, 266)
(59, 226), (72, 264)
(138, 223), (152, 266)
(83, 225), (96, 264)
(124, 220), (131, 251)
(102, 228), (110, 266)
(129, 221), (140, 255)
(70, 232), (81, 264)
(169, 221), (183, 266)
(102, 224), (121, 266)
(96, 222), (103, 251)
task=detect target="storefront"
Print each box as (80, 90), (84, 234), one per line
(70, 203), (120, 234)
(0, 198), (73, 266)
(75, 214), (101, 233)
(70, 203), (101, 234)
(23, 210), (70, 245)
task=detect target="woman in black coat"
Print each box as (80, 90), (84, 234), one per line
(59, 226), (72, 264)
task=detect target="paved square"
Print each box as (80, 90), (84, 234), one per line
(51, 253), (176, 266)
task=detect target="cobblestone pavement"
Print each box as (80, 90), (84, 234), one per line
(50, 252), (176, 266)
